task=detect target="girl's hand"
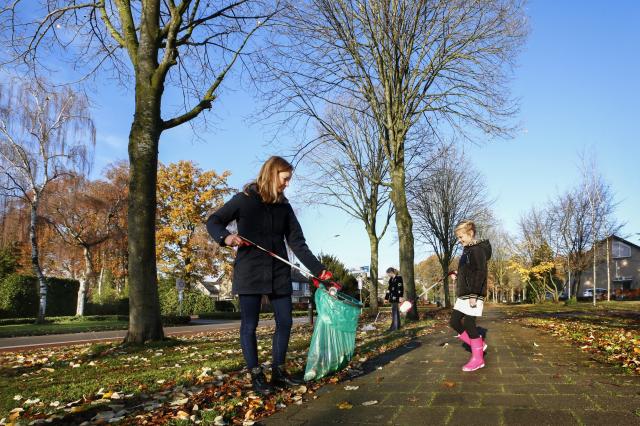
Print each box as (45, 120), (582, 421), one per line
(224, 234), (246, 247)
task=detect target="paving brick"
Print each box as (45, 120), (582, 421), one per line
(430, 392), (482, 407)
(447, 407), (502, 425)
(573, 409), (640, 426)
(479, 394), (535, 408)
(391, 406), (452, 425)
(262, 308), (640, 426)
(501, 408), (579, 425)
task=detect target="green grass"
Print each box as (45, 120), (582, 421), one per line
(0, 319), (129, 338)
(0, 315), (439, 420)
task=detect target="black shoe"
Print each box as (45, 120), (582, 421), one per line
(251, 367), (275, 396)
(271, 365), (304, 387)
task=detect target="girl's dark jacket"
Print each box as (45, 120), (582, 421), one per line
(385, 275), (404, 303)
(206, 184), (325, 295)
(456, 240), (492, 299)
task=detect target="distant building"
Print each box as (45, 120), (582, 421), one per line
(291, 269), (312, 303)
(580, 235), (640, 298)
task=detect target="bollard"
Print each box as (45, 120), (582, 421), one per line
(308, 301), (314, 326)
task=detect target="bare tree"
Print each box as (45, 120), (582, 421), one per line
(410, 148), (491, 307)
(0, 79), (94, 323)
(258, 0), (528, 319)
(548, 156), (621, 302)
(485, 225), (513, 303)
(579, 153), (620, 306)
(298, 104), (393, 315)
(2, 0), (278, 342)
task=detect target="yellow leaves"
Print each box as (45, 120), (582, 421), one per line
(156, 160), (233, 279)
(337, 401), (353, 409)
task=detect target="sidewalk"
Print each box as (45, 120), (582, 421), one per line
(264, 308), (640, 425)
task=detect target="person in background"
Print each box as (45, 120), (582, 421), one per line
(449, 220), (492, 372)
(207, 156), (334, 395)
(384, 267), (404, 331)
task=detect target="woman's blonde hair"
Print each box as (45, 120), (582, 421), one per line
(455, 220), (476, 237)
(255, 156), (294, 204)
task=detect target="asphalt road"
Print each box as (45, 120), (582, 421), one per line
(0, 317), (309, 352)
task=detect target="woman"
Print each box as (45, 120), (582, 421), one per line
(207, 156), (333, 395)
(450, 220), (492, 372)
(384, 267), (404, 331)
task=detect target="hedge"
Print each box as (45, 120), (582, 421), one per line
(0, 274), (81, 318)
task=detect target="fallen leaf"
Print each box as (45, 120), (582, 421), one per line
(337, 401), (353, 410)
(344, 385), (359, 391)
(214, 415), (227, 425)
(296, 385), (308, 394)
(442, 380), (456, 388)
(175, 410), (190, 420)
(362, 400), (378, 406)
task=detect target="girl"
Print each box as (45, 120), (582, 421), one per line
(385, 267), (404, 331)
(450, 220), (492, 372)
(207, 156), (333, 395)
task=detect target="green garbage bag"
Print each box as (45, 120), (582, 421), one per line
(304, 287), (363, 381)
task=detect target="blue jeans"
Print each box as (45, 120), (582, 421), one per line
(239, 294), (293, 369)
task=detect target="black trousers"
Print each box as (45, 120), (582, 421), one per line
(390, 302), (401, 330)
(239, 294), (292, 369)
(449, 309), (480, 339)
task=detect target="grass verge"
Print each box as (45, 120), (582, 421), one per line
(0, 309), (445, 424)
(499, 302), (640, 375)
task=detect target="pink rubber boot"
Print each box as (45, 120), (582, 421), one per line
(462, 337), (485, 372)
(456, 331), (488, 351)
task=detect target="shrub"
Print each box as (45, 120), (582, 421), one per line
(85, 299), (129, 315)
(161, 315), (191, 325)
(158, 278), (214, 315)
(46, 278), (80, 316)
(0, 274), (38, 318)
(0, 274), (80, 318)
(214, 300), (236, 312)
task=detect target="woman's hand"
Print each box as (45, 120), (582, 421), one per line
(224, 234), (247, 247)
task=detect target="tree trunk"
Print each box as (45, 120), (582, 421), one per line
(389, 166), (417, 320)
(98, 265), (105, 298)
(123, 69), (165, 343)
(30, 200), (47, 324)
(440, 253), (452, 308)
(367, 232), (379, 315)
(76, 246), (93, 316)
(592, 244), (597, 306)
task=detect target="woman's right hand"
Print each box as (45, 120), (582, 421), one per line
(224, 234), (246, 247)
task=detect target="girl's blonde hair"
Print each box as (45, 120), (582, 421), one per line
(455, 220), (476, 237)
(255, 156), (294, 204)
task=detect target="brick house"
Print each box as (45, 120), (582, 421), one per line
(580, 235), (640, 298)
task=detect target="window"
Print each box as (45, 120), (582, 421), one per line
(292, 282), (300, 291)
(612, 241), (631, 258)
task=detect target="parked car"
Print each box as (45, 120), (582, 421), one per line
(581, 288), (607, 300)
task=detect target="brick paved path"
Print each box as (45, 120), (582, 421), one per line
(264, 307), (640, 425)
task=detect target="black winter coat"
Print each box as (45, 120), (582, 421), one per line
(456, 240), (492, 299)
(206, 185), (325, 295)
(385, 275), (404, 303)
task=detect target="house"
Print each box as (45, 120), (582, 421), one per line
(291, 269), (313, 303)
(580, 235), (640, 298)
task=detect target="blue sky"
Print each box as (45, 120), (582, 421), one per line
(80, 0), (640, 273)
